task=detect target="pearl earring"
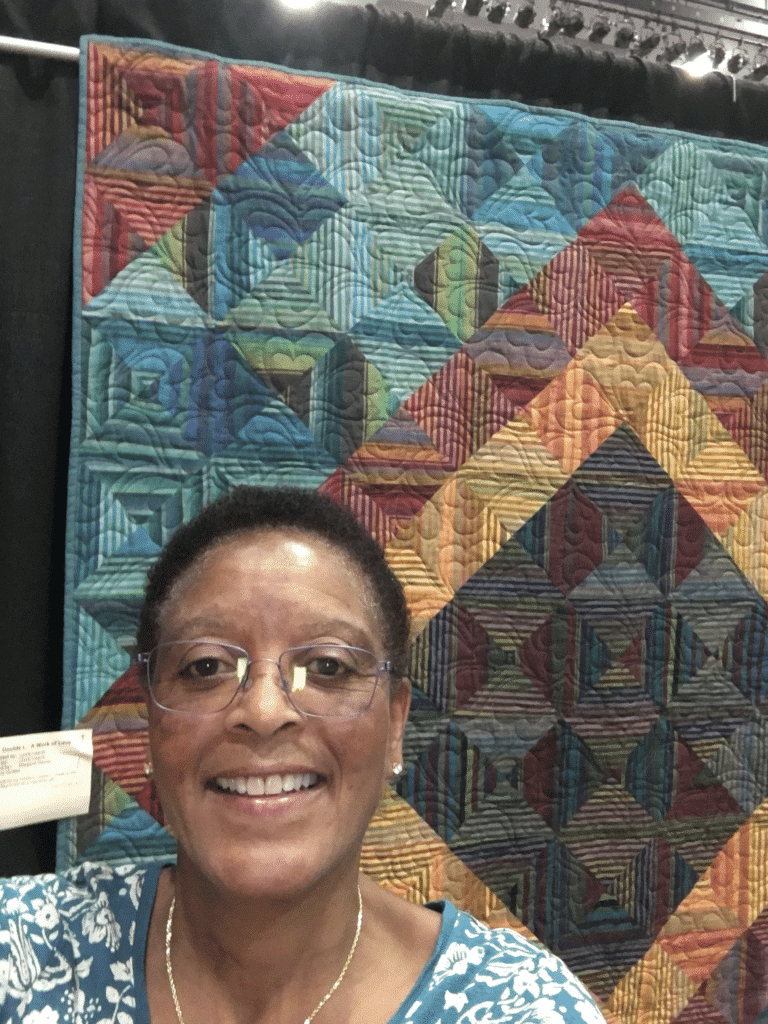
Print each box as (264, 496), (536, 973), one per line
(144, 761), (153, 778)
(392, 762), (403, 776)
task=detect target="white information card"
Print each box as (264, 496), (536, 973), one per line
(0, 729), (93, 830)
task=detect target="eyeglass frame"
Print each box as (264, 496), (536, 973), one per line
(136, 639), (392, 719)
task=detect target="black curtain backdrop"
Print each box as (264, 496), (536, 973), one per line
(2, 0), (768, 876)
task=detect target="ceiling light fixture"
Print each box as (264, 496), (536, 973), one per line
(747, 45), (768, 79)
(540, 5), (568, 36)
(588, 14), (611, 42)
(672, 29), (713, 75)
(513, 0), (535, 27)
(632, 22), (661, 57)
(726, 45), (747, 73)
(613, 19), (636, 48)
(710, 37), (726, 67)
(685, 33), (707, 61)
(561, 6), (584, 36)
(681, 51), (715, 76)
(427, 0), (453, 16)
(657, 32), (687, 63)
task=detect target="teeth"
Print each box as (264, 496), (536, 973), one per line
(216, 772), (318, 796)
(265, 775), (283, 796)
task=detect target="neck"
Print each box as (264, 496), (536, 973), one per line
(156, 862), (365, 1024)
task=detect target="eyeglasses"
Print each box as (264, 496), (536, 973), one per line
(137, 640), (391, 718)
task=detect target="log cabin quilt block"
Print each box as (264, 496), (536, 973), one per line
(65, 35), (768, 1022)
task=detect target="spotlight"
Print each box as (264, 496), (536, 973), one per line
(588, 15), (611, 41)
(513, 0), (535, 26)
(540, 4), (567, 36)
(463, 0), (483, 13)
(562, 8), (584, 36)
(727, 45), (747, 73)
(487, 0), (506, 21)
(613, 20), (636, 48)
(632, 23), (661, 57)
(682, 51), (715, 77)
(427, 0), (452, 16)
(748, 45), (768, 79)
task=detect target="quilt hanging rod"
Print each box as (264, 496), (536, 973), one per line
(0, 34), (79, 61)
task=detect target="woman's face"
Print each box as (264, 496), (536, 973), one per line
(147, 528), (410, 900)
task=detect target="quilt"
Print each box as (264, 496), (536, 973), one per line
(64, 35), (768, 1023)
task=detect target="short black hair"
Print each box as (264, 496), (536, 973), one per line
(136, 485), (410, 679)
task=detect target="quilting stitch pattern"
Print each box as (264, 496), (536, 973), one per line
(66, 37), (768, 1023)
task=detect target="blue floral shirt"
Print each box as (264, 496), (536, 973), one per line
(0, 863), (604, 1024)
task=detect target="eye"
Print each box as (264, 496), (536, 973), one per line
(286, 645), (373, 690)
(180, 656), (228, 679)
(171, 644), (242, 683)
(307, 655), (351, 679)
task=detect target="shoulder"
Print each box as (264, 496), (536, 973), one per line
(0, 861), (151, 930)
(0, 862), (157, 1023)
(405, 901), (603, 1024)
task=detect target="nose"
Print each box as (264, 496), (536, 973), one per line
(226, 657), (302, 733)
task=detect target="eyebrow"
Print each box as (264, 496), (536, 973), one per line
(301, 619), (377, 650)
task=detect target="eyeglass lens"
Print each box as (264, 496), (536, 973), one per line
(146, 641), (381, 717)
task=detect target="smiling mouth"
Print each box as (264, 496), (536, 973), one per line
(213, 772), (320, 797)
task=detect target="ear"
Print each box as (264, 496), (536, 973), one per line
(387, 676), (411, 769)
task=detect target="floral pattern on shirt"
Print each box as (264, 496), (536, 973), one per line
(0, 863), (149, 1024)
(400, 904), (604, 1024)
(1, 864), (603, 1024)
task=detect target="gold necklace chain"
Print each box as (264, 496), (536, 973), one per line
(165, 885), (363, 1024)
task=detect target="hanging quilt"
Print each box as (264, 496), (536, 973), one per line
(65, 35), (768, 1023)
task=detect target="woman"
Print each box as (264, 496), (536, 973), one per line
(1, 486), (603, 1024)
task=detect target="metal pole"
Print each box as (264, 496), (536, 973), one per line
(0, 34), (79, 62)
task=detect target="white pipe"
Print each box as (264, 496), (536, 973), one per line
(0, 33), (79, 62)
